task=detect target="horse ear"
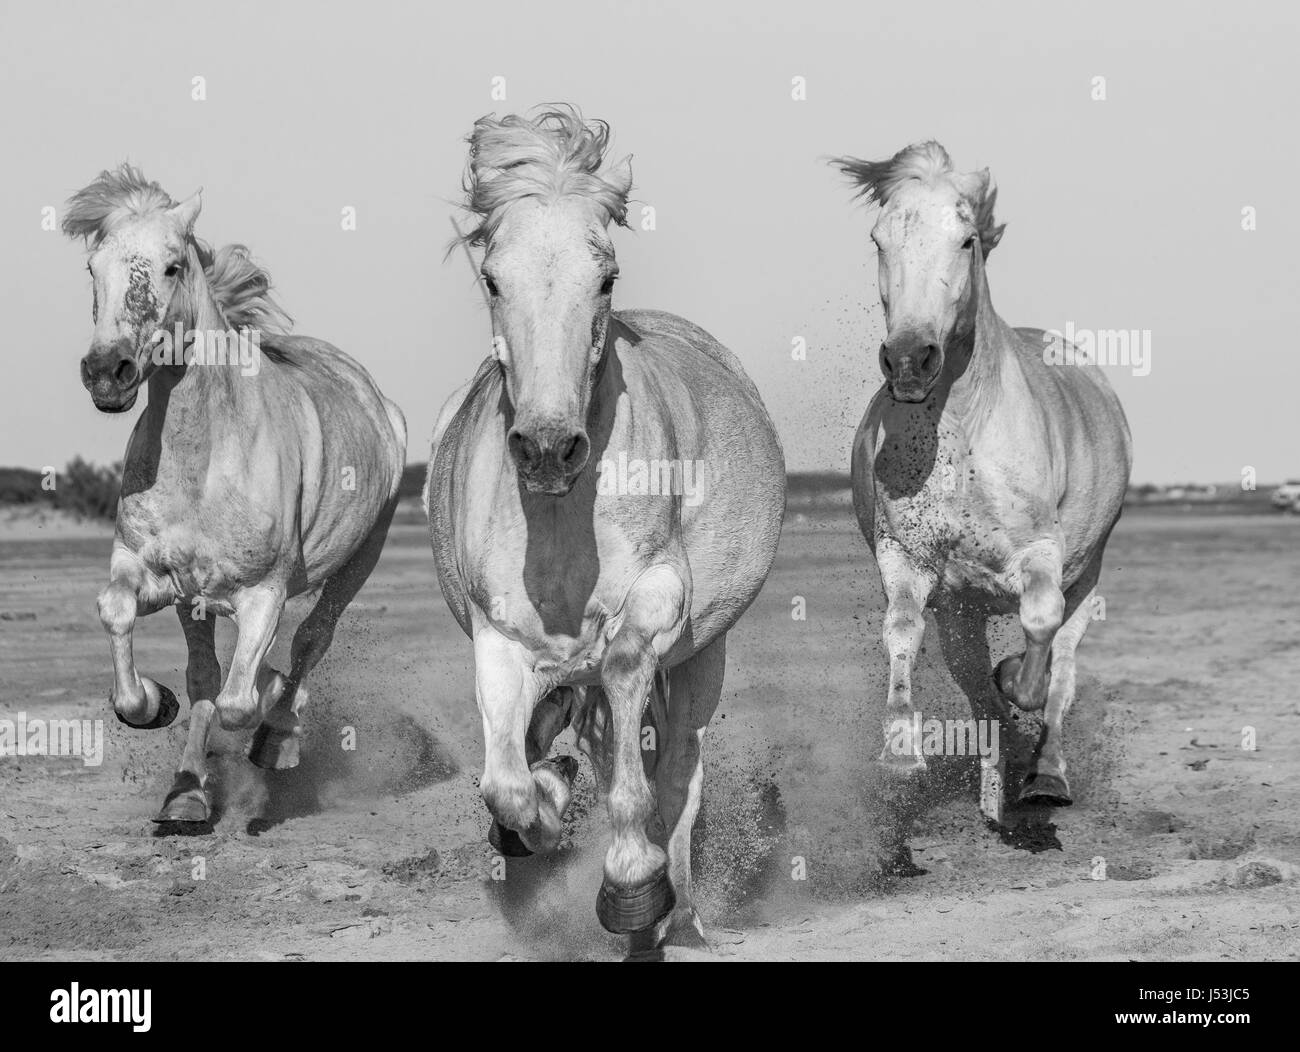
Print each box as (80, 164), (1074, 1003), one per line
(606, 155), (633, 197)
(169, 190), (203, 233)
(973, 169), (1005, 255)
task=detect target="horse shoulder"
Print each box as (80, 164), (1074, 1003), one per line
(613, 309), (766, 404)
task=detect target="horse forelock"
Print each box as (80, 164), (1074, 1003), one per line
(831, 141), (1006, 254)
(452, 105), (631, 251)
(62, 164), (175, 245)
(64, 164), (291, 335)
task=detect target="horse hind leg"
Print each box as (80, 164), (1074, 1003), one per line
(156, 608), (221, 824)
(248, 499), (397, 770)
(652, 633), (725, 952)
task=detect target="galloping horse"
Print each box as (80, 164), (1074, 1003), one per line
(426, 109), (785, 948)
(64, 166), (406, 824)
(831, 142), (1131, 812)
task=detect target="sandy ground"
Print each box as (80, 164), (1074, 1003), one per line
(1, 511), (1297, 961)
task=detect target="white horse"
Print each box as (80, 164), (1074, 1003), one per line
(64, 166), (406, 824)
(426, 108), (785, 949)
(831, 142), (1131, 812)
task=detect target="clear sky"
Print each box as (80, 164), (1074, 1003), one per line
(1, 0), (1295, 483)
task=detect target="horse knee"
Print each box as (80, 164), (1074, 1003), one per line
(481, 763), (539, 839)
(1020, 581), (1064, 645)
(883, 600), (925, 657)
(97, 583), (135, 634)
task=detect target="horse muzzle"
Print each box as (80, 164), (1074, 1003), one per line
(81, 343), (143, 414)
(508, 422), (590, 496)
(880, 336), (943, 403)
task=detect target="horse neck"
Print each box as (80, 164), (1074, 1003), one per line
(142, 243), (264, 458)
(945, 248), (1021, 427)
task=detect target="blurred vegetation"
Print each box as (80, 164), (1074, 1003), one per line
(0, 459), (122, 521)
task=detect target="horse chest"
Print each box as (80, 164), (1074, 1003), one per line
(119, 484), (284, 600)
(877, 461), (1024, 601)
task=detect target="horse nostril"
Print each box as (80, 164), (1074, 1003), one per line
(879, 344), (894, 378)
(920, 344), (939, 374)
(507, 428), (540, 471)
(113, 358), (138, 387)
(560, 433), (588, 469)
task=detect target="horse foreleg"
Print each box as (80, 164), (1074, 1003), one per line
(1020, 582), (1096, 806)
(488, 687), (580, 857)
(653, 633), (725, 950)
(156, 608), (221, 824)
(996, 545), (1065, 712)
(877, 543), (936, 773)
(474, 627), (576, 855)
(214, 585), (285, 731)
(595, 564), (686, 936)
(98, 546), (178, 729)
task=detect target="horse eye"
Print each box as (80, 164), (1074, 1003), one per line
(164, 262), (181, 278)
(599, 275), (617, 296)
(961, 236), (976, 251)
(482, 274), (499, 298)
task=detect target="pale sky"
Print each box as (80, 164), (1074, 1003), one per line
(1, 0), (1295, 483)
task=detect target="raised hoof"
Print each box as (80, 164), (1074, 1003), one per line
(488, 819), (533, 858)
(993, 656), (1048, 713)
(596, 870), (676, 935)
(247, 725), (301, 770)
(153, 771), (209, 824)
(1018, 772), (1073, 807)
(115, 682), (180, 731)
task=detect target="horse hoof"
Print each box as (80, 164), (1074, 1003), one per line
(551, 754), (579, 782)
(1018, 772), (1073, 807)
(115, 682), (180, 731)
(994, 657), (1046, 712)
(247, 725), (300, 770)
(153, 772), (209, 824)
(596, 870), (675, 934)
(488, 819), (533, 858)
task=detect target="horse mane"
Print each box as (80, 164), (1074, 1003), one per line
(63, 164), (292, 333)
(451, 105), (631, 251)
(830, 141), (1006, 255)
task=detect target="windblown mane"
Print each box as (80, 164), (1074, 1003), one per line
(452, 105), (631, 250)
(63, 164), (291, 333)
(830, 141), (1006, 255)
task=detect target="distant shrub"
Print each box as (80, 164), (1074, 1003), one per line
(54, 457), (122, 521)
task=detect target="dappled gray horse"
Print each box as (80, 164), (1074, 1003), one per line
(426, 109), (785, 948)
(832, 142), (1131, 811)
(64, 166), (406, 824)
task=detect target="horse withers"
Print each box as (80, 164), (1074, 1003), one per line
(831, 142), (1132, 816)
(64, 166), (407, 825)
(426, 108), (785, 950)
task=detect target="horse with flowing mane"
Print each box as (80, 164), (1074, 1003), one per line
(64, 165), (407, 825)
(831, 142), (1132, 816)
(425, 108), (785, 951)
